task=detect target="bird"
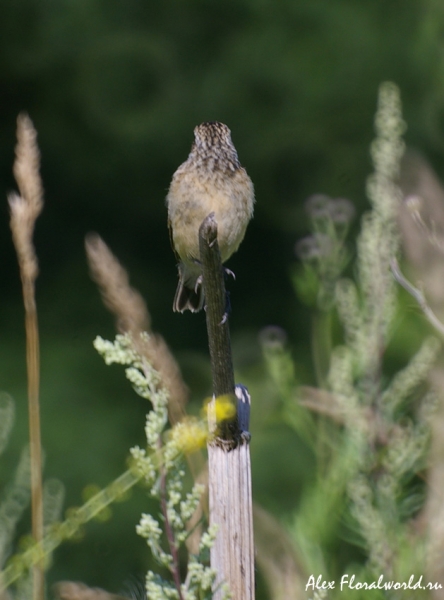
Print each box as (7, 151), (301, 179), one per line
(166, 122), (255, 312)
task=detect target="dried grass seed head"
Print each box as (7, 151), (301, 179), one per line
(86, 235), (188, 421)
(9, 113), (44, 282)
(85, 233), (150, 335)
(13, 113), (44, 217)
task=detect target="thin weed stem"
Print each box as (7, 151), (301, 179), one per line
(24, 281), (44, 600)
(159, 459), (184, 600)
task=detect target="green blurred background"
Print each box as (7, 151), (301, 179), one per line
(1, 0), (444, 595)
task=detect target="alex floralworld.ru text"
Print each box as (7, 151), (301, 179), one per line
(306, 574), (442, 592)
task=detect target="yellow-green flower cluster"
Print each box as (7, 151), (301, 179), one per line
(170, 417), (207, 455)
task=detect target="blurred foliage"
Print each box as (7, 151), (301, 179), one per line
(2, 1), (444, 598)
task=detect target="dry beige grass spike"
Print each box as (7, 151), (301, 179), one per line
(85, 232), (150, 334)
(13, 113), (43, 215)
(85, 233), (189, 425)
(8, 113), (44, 600)
(9, 114), (43, 284)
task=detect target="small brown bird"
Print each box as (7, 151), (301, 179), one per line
(166, 122), (255, 312)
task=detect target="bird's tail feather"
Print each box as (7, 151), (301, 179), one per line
(173, 278), (204, 313)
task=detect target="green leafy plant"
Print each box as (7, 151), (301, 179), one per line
(257, 82), (442, 598)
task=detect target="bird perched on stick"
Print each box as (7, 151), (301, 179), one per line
(166, 122), (255, 312)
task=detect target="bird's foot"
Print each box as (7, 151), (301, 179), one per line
(219, 291), (231, 325)
(194, 275), (203, 293)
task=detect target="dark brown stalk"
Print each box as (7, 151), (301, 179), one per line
(198, 214), (235, 399)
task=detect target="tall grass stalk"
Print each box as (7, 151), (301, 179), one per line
(8, 114), (44, 600)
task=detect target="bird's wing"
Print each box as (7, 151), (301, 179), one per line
(167, 217), (181, 262)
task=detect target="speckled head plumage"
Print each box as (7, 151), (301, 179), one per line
(188, 121), (241, 173)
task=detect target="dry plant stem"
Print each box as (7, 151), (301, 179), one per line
(390, 258), (444, 336)
(198, 214), (235, 399)
(208, 444), (254, 600)
(24, 281), (44, 600)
